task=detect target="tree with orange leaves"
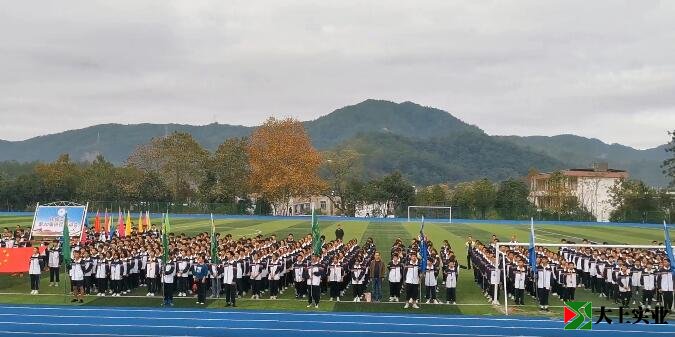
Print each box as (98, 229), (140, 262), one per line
(248, 117), (325, 215)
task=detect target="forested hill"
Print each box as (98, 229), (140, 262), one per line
(0, 100), (668, 185)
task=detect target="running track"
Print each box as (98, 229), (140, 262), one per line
(0, 305), (673, 337)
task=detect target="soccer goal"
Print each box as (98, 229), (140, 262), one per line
(407, 206), (452, 223)
(493, 242), (674, 315)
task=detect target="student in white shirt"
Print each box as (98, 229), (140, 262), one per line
(388, 255), (403, 302)
(69, 250), (85, 303)
(424, 257), (440, 304)
(328, 256), (342, 302)
(47, 241), (61, 287)
(28, 247), (41, 294)
(537, 257), (553, 311)
(222, 251), (237, 307)
(403, 254), (421, 309)
(513, 259), (527, 305)
(444, 260), (458, 304)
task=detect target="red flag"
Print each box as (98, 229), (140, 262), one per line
(0, 248), (34, 273)
(94, 210), (101, 233)
(79, 227), (87, 244)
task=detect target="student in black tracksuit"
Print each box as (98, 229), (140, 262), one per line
(162, 257), (176, 306)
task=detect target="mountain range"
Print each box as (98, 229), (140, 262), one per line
(0, 99), (669, 186)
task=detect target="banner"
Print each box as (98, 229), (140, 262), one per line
(30, 205), (87, 237)
(0, 247), (34, 273)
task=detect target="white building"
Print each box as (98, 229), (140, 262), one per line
(529, 163), (629, 222)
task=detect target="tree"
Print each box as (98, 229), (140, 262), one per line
(495, 179), (531, 219)
(321, 148), (362, 216)
(609, 179), (665, 223)
(378, 172), (415, 216)
(127, 132), (209, 201)
(247, 118), (325, 214)
(200, 138), (250, 204)
(546, 171), (573, 220)
(450, 182), (475, 218)
(663, 130), (675, 187)
(78, 155), (117, 201)
(472, 178), (496, 219)
(34, 154), (81, 201)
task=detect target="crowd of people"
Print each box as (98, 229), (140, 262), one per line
(1, 225), (31, 247)
(468, 235), (675, 311)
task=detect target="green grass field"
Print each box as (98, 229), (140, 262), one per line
(0, 215), (666, 317)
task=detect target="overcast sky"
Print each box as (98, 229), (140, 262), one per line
(1, 1), (674, 149)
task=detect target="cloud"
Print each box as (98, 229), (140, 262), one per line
(0, 0), (673, 149)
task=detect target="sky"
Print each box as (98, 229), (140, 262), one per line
(1, 1), (674, 149)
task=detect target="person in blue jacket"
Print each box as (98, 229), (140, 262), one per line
(193, 255), (209, 305)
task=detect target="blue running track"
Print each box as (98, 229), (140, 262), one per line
(0, 305), (673, 337)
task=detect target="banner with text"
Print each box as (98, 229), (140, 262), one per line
(30, 205), (87, 237)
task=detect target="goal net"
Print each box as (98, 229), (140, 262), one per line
(407, 206), (452, 223)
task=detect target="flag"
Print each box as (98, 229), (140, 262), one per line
(163, 212), (171, 234)
(529, 217), (537, 274)
(419, 216), (428, 273)
(137, 211), (144, 233)
(311, 206), (321, 256)
(79, 225), (87, 244)
(664, 221), (675, 275)
(125, 210), (132, 237)
(210, 214), (219, 263)
(94, 210), (101, 233)
(62, 212), (72, 267)
(144, 211), (151, 233)
(117, 208), (124, 237)
(0, 248), (34, 273)
(104, 209), (109, 232)
(162, 213), (170, 263)
(109, 211), (116, 238)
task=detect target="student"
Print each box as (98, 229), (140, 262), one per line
(618, 264), (632, 307)
(444, 260), (458, 304)
(177, 254), (190, 297)
(268, 253), (282, 299)
(69, 250), (85, 303)
(82, 250), (94, 295)
(28, 247), (41, 295)
(293, 254), (306, 298)
(424, 257), (439, 304)
(209, 254), (222, 299)
(47, 240), (61, 287)
(110, 253), (123, 296)
(351, 258), (365, 302)
(250, 254), (263, 299)
(328, 256), (342, 301)
(162, 255), (177, 307)
(641, 261), (656, 309)
(465, 236), (474, 269)
(564, 261), (578, 301)
(222, 251), (237, 307)
(658, 260), (673, 311)
(388, 254), (403, 302)
(193, 255), (208, 305)
(537, 257), (552, 311)
(306, 254), (323, 308)
(95, 253), (109, 296)
(513, 259), (527, 305)
(403, 254), (420, 309)
(146, 253), (158, 297)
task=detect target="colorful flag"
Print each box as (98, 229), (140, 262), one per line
(311, 206), (321, 256)
(137, 211), (144, 233)
(210, 214), (219, 264)
(0, 248), (34, 273)
(109, 211), (116, 238)
(79, 225), (87, 244)
(62, 212), (72, 267)
(419, 216), (428, 273)
(664, 221), (675, 275)
(163, 212), (171, 234)
(529, 217), (537, 274)
(104, 209), (109, 232)
(125, 210), (132, 237)
(94, 210), (101, 233)
(117, 208), (124, 237)
(144, 211), (151, 232)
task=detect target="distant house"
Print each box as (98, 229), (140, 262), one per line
(275, 196), (339, 216)
(529, 163), (629, 222)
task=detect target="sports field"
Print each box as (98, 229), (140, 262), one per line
(0, 215), (667, 318)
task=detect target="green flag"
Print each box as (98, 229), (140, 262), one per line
(311, 206), (321, 255)
(62, 212), (72, 266)
(210, 214), (219, 264)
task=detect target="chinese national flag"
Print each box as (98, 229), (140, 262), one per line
(0, 248), (34, 273)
